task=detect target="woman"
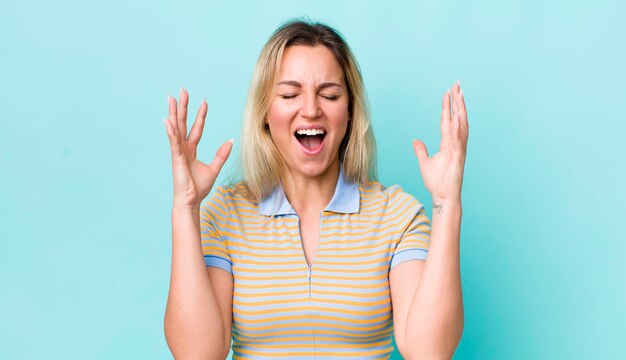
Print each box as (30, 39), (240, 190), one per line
(163, 20), (467, 359)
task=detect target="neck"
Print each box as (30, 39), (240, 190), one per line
(281, 160), (340, 216)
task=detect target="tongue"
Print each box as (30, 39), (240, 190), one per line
(300, 135), (323, 150)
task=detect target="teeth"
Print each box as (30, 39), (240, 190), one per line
(296, 129), (325, 136)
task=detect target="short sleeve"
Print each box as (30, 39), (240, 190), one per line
(389, 188), (431, 270)
(200, 187), (233, 274)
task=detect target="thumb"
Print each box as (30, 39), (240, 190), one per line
(209, 139), (234, 176)
(412, 139), (429, 165)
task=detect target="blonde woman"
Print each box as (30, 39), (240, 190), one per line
(163, 20), (468, 359)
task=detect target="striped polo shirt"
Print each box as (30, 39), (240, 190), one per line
(200, 167), (431, 359)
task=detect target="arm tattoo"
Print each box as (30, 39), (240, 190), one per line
(433, 199), (443, 215)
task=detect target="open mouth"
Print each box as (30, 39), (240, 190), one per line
(295, 128), (326, 151)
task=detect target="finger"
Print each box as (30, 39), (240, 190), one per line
(457, 86), (469, 141)
(168, 94), (179, 137)
(208, 139), (234, 177)
(450, 84), (462, 150)
(163, 117), (184, 160)
(440, 89), (452, 150)
(412, 139), (429, 165)
(454, 82), (467, 130)
(452, 105), (461, 151)
(188, 98), (208, 146)
(178, 87), (189, 140)
(451, 81), (460, 121)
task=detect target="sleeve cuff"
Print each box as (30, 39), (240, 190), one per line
(204, 255), (233, 274)
(390, 249), (428, 270)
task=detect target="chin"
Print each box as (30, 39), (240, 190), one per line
(290, 157), (337, 179)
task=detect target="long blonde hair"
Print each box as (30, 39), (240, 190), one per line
(240, 19), (377, 202)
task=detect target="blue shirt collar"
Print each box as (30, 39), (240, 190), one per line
(258, 165), (360, 216)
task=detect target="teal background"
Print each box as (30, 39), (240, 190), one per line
(1, 0), (625, 358)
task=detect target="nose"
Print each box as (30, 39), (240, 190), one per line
(300, 93), (322, 120)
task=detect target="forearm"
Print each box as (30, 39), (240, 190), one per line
(164, 205), (228, 360)
(405, 198), (464, 358)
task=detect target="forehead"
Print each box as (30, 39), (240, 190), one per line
(277, 45), (345, 83)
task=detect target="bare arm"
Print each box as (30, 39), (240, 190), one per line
(390, 81), (468, 358)
(161, 88), (233, 359)
(164, 205), (233, 359)
(390, 199), (463, 359)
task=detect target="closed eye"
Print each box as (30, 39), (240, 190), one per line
(279, 94), (340, 100)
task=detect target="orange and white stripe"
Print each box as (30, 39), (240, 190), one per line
(201, 167), (430, 359)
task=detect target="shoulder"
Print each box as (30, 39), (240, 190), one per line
(359, 181), (425, 213)
(201, 182), (256, 219)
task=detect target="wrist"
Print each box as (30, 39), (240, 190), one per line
(432, 196), (462, 205)
(172, 202), (200, 213)
(432, 197), (462, 216)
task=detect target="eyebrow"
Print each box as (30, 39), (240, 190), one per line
(277, 81), (343, 90)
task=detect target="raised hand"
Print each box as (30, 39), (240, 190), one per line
(163, 88), (233, 208)
(412, 81), (469, 201)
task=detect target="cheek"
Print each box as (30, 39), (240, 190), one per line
(267, 102), (295, 127)
(266, 104), (294, 145)
(327, 103), (350, 131)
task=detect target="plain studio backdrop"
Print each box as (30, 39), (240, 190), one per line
(1, 0), (625, 359)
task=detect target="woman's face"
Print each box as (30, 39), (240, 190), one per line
(266, 45), (350, 180)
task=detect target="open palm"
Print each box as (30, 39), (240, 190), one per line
(412, 82), (469, 201)
(163, 88), (233, 208)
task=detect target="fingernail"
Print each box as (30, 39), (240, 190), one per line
(227, 138), (235, 144)
(447, 88), (451, 94)
(167, 93), (170, 101)
(460, 88), (464, 97)
(180, 85), (184, 94)
(202, 97), (206, 104)
(457, 78), (461, 86)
